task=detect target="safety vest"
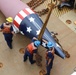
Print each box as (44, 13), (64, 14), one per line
(27, 43), (37, 54)
(2, 26), (11, 33)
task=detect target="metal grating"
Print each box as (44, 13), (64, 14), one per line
(52, 6), (71, 17)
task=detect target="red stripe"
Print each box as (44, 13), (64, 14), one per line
(13, 20), (19, 28)
(17, 13), (24, 20)
(23, 9), (30, 15)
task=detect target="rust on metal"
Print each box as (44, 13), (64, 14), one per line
(27, 0), (46, 9)
(19, 48), (25, 54)
(66, 20), (72, 24)
(39, 69), (46, 75)
(0, 62), (3, 68)
(35, 53), (42, 67)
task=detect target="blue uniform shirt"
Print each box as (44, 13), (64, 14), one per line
(47, 51), (54, 68)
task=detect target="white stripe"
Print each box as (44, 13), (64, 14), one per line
(34, 23), (51, 41)
(14, 15), (22, 25)
(13, 25), (19, 33)
(44, 33), (51, 41)
(33, 22), (40, 29)
(26, 8), (34, 14)
(19, 10), (27, 18)
(33, 21), (51, 41)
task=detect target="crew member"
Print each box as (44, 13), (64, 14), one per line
(0, 17), (15, 49)
(23, 37), (41, 64)
(42, 39), (55, 75)
(45, 42), (55, 75)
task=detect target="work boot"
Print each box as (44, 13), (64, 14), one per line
(44, 74), (47, 75)
(23, 58), (27, 62)
(9, 46), (12, 49)
(9, 44), (13, 49)
(31, 60), (36, 64)
(24, 59), (27, 62)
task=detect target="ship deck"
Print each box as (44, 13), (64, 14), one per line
(0, 0), (76, 75)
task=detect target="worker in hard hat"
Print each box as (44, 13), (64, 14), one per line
(42, 38), (55, 75)
(44, 41), (55, 75)
(23, 37), (41, 64)
(0, 17), (15, 49)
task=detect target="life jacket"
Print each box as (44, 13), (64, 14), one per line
(26, 43), (36, 54)
(2, 26), (11, 33)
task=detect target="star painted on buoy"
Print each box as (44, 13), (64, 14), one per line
(26, 27), (32, 33)
(36, 30), (40, 35)
(29, 17), (35, 22)
(42, 42), (46, 47)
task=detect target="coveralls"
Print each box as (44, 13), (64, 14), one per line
(46, 50), (54, 75)
(0, 24), (13, 49)
(24, 39), (37, 64)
